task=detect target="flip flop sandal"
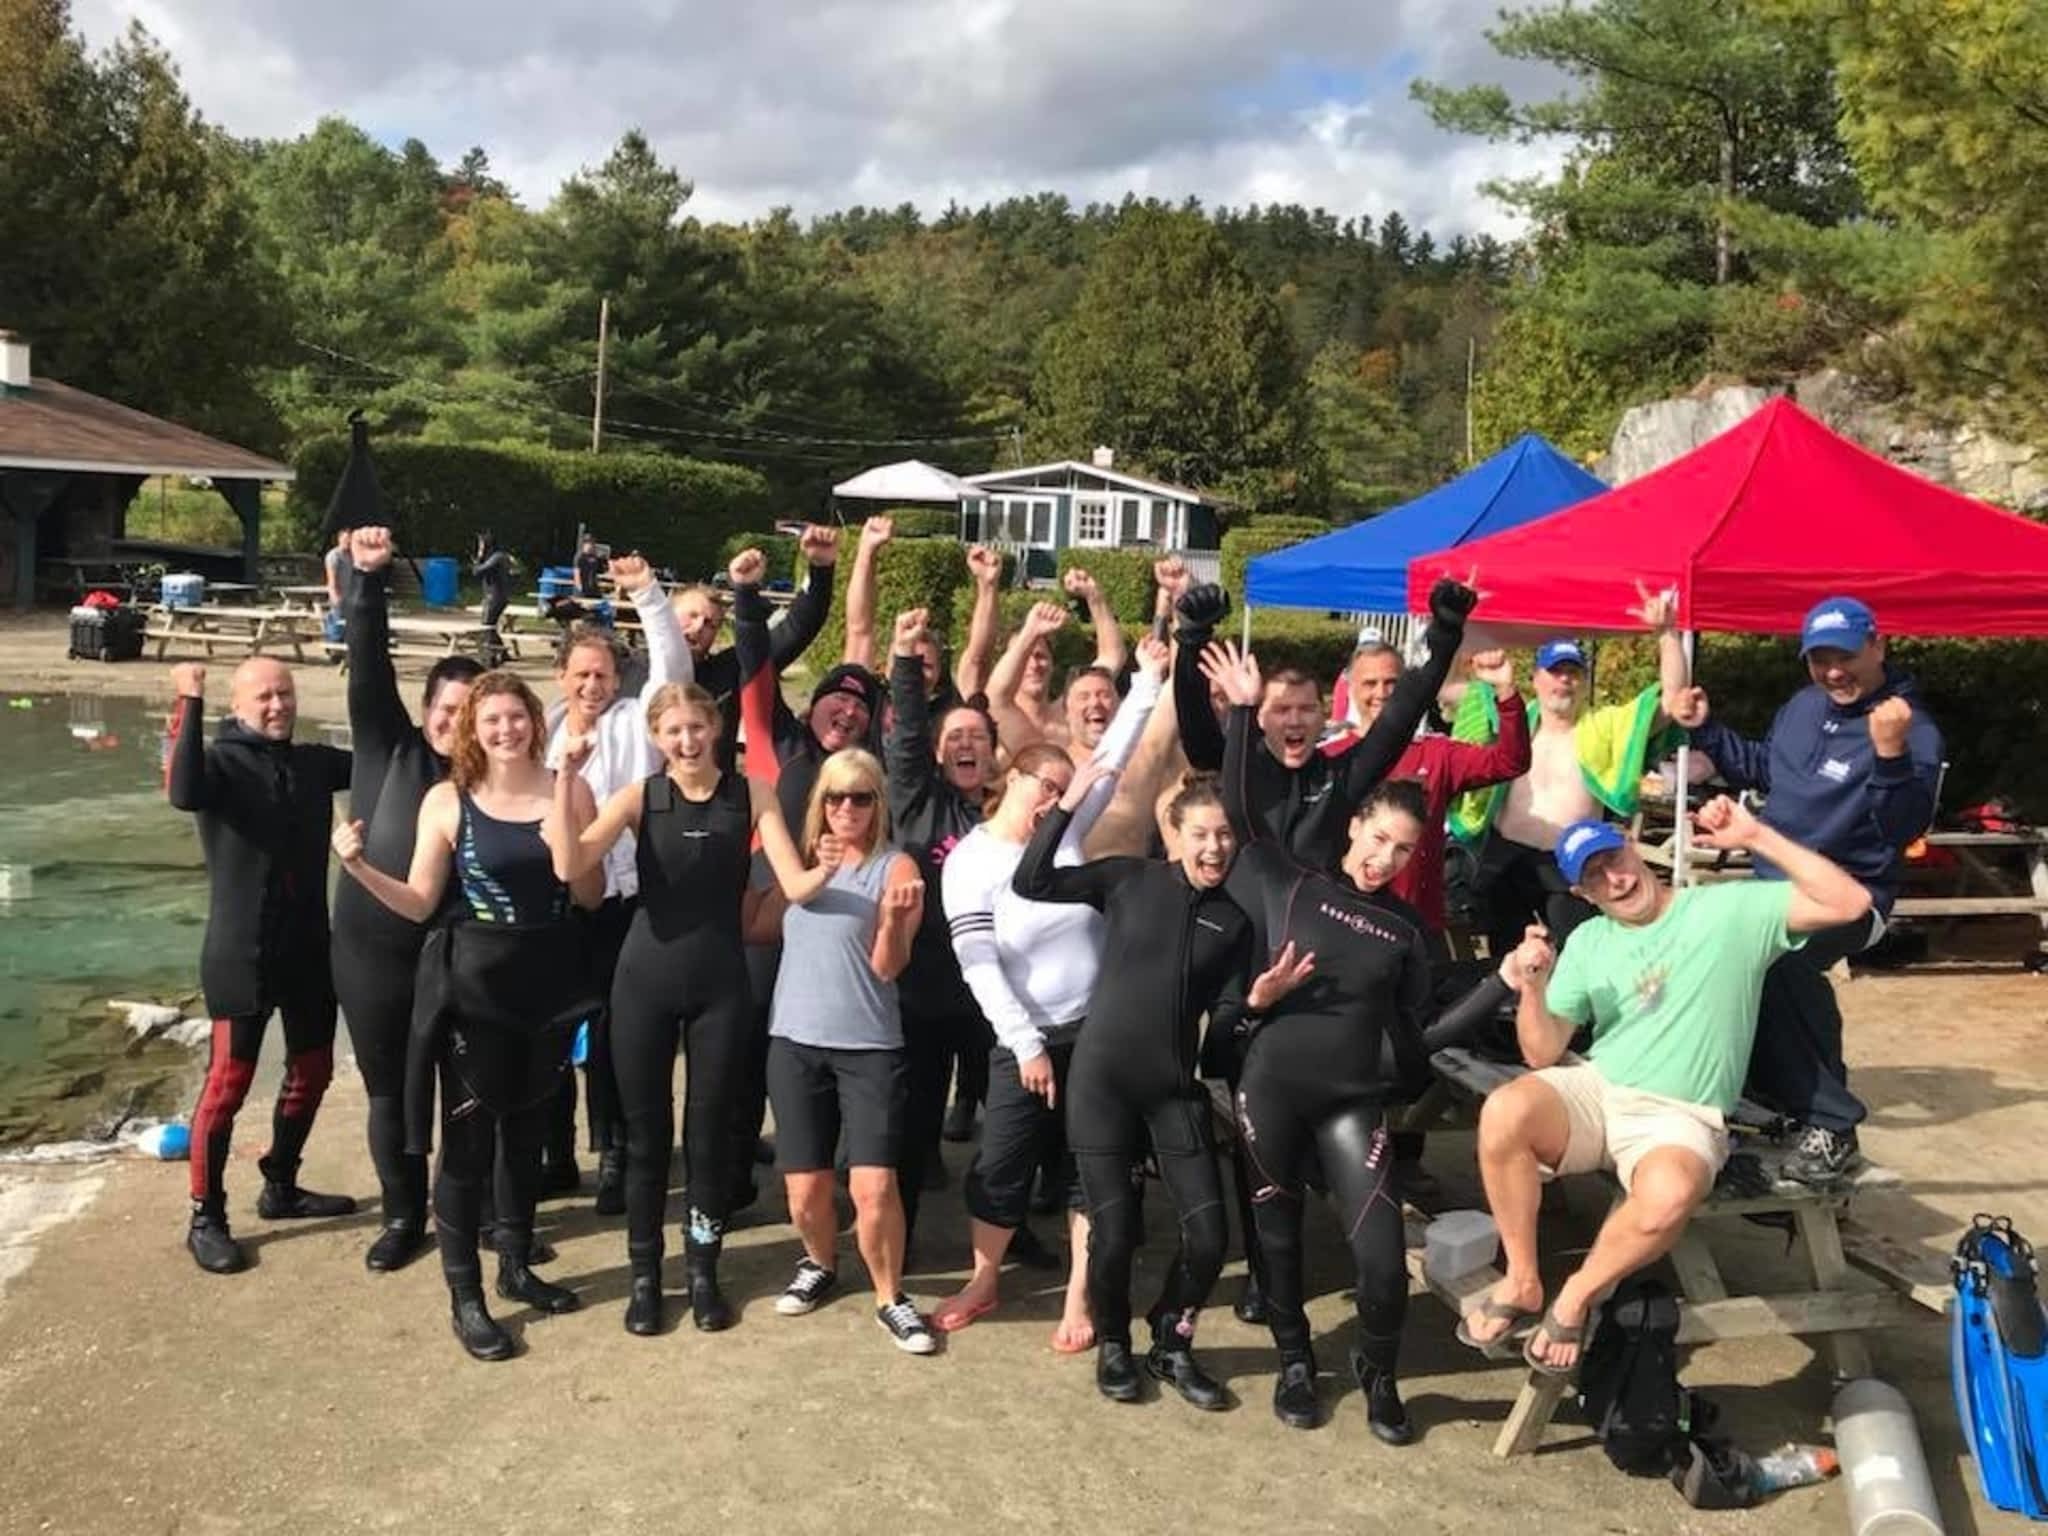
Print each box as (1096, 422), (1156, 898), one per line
(1455, 1296), (1543, 1360)
(931, 1296), (999, 1334)
(1522, 1309), (1585, 1378)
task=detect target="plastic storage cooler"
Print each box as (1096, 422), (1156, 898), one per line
(1422, 1210), (1500, 1285)
(420, 556), (459, 607)
(67, 605), (146, 662)
(160, 572), (205, 609)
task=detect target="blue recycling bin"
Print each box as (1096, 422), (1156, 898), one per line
(538, 566), (577, 603)
(420, 556), (460, 608)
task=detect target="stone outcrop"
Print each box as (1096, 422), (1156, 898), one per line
(1596, 369), (2048, 511)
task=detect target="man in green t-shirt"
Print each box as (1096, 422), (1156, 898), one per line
(1458, 797), (1872, 1375)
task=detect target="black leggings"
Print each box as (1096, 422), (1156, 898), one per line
(1237, 1093), (1407, 1369)
(187, 997), (335, 1211)
(336, 936), (426, 1227)
(1074, 1095), (1227, 1348)
(546, 897), (634, 1160)
(608, 962), (751, 1263)
(898, 1006), (973, 1244)
(433, 1024), (569, 1289)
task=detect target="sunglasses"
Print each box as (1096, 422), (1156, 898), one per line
(823, 790), (877, 808)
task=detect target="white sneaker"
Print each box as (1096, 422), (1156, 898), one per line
(775, 1258), (837, 1316)
(876, 1295), (937, 1354)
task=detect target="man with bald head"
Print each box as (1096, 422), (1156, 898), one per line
(167, 655), (356, 1274)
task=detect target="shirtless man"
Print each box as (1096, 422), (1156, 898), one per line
(1473, 589), (1684, 958)
(985, 567), (1128, 751)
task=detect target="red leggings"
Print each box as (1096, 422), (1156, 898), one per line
(188, 1003), (337, 1209)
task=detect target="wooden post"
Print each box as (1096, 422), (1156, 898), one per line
(1465, 334), (1476, 467)
(591, 295), (610, 454)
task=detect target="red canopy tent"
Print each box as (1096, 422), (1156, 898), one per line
(1406, 397), (2048, 637)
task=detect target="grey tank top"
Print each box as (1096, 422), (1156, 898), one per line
(769, 849), (902, 1051)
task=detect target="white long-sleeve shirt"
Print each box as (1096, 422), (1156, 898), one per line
(544, 580), (693, 899)
(941, 669), (1162, 1062)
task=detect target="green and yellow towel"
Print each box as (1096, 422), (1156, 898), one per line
(1447, 685), (1681, 844)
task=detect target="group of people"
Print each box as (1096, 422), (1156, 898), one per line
(164, 513), (1941, 1430)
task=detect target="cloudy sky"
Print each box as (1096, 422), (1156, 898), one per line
(72, 0), (1566, 239)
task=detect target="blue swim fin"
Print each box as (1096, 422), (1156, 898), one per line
(1953, 1214), (2048, 1520)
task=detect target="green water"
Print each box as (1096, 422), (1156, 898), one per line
(0, 692), (344, 1146)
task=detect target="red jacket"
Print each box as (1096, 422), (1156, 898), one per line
(1321, 693), (1531, 932)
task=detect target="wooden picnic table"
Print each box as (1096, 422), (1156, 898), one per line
(327, 614), (515, 672)
(1406, 1047), (1947, 1457)
(272, 585), (333, 612)
(144, 603), (318, 662)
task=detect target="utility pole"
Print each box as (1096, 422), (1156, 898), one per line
(1465, 334), (1476, 467)
(591, 295), (610, 454)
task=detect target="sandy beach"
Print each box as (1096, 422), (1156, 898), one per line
(3, 611), (2046, 1533)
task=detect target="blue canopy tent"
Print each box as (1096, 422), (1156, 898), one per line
(1245, 434), (1606, 614)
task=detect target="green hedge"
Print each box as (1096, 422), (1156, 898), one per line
(1246, 513), (1332, 535)
(1244, 612), (1361, 684)
(875, 505), (961, 539)
(716, 530), (801, 587)
(812, 529), (970, 667)
(1054, 547), (1156, 625)
(290, 437), (770, 581)
(1222, 522), (1325, 596)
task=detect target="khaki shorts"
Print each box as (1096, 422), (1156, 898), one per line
(1528, 1057), (1730, 1191)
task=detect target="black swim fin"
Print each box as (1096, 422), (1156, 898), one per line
(1951, 1214), (2048, 1519)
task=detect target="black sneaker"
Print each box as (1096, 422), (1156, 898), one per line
(775, 1258), (838, 1316)
(876, 1295), (937, 1354)
(1779, 1125), (1860, 1189)
(186, 1209), (247, 1274)
(1097, 1340), (1144, 1401)
(1272, 1354), (1320, 1430)
(364, 1222), (429, 1273)
(1147, 1341), (1229, 1411)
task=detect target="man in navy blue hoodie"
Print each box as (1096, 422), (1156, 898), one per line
(1668, 596), (1943, 1186)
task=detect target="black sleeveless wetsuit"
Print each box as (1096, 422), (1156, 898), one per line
(1013, 804), (1254, 1349)
(1221, 705), (1434, 1373)
(608, 771), (754, 1271)
(415, 793), (594, 1291)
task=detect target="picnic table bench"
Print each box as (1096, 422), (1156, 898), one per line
(327, 615), (516, 671)
(144, 603), (318, 662)
(1410, 1047), (1947, 1457)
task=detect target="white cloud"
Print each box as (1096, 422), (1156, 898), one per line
(70, 0), (1567, 237)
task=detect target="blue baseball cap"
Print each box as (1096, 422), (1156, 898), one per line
(1799, 596), (1877, 656)
(1556, 819), (1628, 884)
(1535, 639), (1588, 673)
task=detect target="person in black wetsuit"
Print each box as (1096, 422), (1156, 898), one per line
(333, 672), (604, 1360)
(166, 656), (357, 1275)
(666, 524), (838, 765)
(559, 675), (790, 1335)
(331, 526), (484, 1272)
(1171, 578), (1475, 871)
(881, 606), (998, 1250)
(1014, 766), (1310, 1410)
(473, 530), (515, 669)
(1204, 638), (1444, 1441)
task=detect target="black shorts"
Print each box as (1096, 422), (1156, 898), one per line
(767, 1038), (906, 1172)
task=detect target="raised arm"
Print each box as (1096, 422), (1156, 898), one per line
(1064, 566), (1127, 678)
(1336, 577), (1475, 804)
(164, 667), (217, 811)
(1066, 636), (1165, 848)
(621, 554), (691, 690)
(943, 845), (1045, 1064)
(333, 780), (457, 924)
(1014, 770), (1138, 907)
(1081, 659), (1186, 858)
(555, 764), (644, 881)
(1439, 651), (1531, 794)
(885, 610), (940, 809)
(955, 544), (1005, 701)
(1511, 926), (1577, 1070)
(770, 526), (840, 672)
(1200, 640), (1267, 845)
(842, 515), (892, 669)
(734, 635), (833, 907)
(1171, 583), (1231, 771)
(1863, 697), (1941, 849)
(869, 853), (924, 982)
(1694, 795), (1873, 933)
(342, 528), (410, 770)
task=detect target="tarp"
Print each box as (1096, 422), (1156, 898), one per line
(1246, 434), (1605, 612)
(1408, 397), (2048, 638)
(832, 458), (974, 503)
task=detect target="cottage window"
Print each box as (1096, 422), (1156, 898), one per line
(1030, 500), (1054, 545)
(1118, 498), (1143, 543)
(1076, 500), (1109, 544)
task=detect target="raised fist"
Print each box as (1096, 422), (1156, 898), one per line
(1152, 557), (1190, 602)
(1135, 634), (1170, 682)
(727, 547), (768, 588)
(331, 817), (366, 865)
(1023, 601), (1068, 639)
(608, 553), (654, 593)
(882, 878), (925, 915)
(171, 662), (206, 699)
(1428, 576), (1479, 627)
(1175, 582), (1231, 636)
(560, 730), (599, 770)
(966, 545), (1004, 587)
(797, 524), (840, 566)
(892, 607), (930, 658)
(859, 515), (895, 552)
(1061, 567), (1101, 604)
(816, 832), (849, 870)
(1666, 686), (1710, 729)
(1470, 649), (1513, 692)
(1867, 696), (1912, 758)
(348, 526), (395, 574)
(1691, 794), (1761, 850)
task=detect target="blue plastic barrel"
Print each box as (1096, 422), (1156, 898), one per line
(421, 556), (459, 607)
(538, 566), (577, 603)
(161, 573), (205, 609)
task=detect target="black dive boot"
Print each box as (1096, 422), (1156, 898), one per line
(686, 1237), (734, 1332)
(1147, 1317), (1228, 1411)
(186, 1201), (247, 1275)
(256, 1162), (357, 1220)
(1233, 1273), (1268, 1326)
(450, 1284), (515, 1361)
(366, 1157), (429, 1273)
(1096, 1340), (1144, 1402)
(624, 1241), (664, 1337)
(495, 1230), (582, 1314)
(1350, 1348), (1415, 1446)
(1272, 1351), (1321, 1429)
(593, 1146), (626, 1216)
